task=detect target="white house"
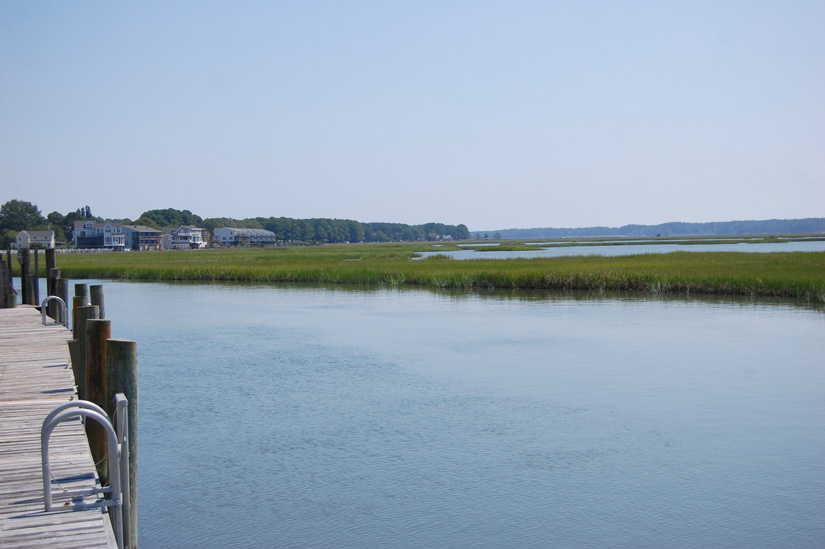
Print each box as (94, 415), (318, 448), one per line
(14, 230), (55, 249)
(213, 227), (276, 246)
(162, 226), (207, 250)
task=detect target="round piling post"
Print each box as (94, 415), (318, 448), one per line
(0, 258), (9, 309)
(73, 305), (99, 401)
(72, 295), (90, 340)
(75, 282), (89, 300)
(25, 274), (37, 306)
(0, 259), (6, 309)
(58, 278), (69, 319)
(47, 268), (61, 320)
(4, 253), (16, 307)
(45, 247), (56, 273)
(106, 338), (138, 549)
(2, 259), (14, 308)
(73, 283), (89, 335)
(86, 319), (112, 484)
(33, 250), (40, 304)
(90, 284), (105, 319)
(5, 247), (12, 282)
(4, 249), (14, 307)
(20, 248), (31, 304)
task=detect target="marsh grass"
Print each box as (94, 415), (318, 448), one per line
(35, 243), (825, 303)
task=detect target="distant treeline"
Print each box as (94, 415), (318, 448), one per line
(0, 201), (471, 247)
(489, 218), (825, 239)
(206, 217), (470, 243)
(134, 209), (470, 243)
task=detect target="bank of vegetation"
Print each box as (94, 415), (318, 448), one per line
(0, 199), (471, 247)
(44, 243), (825, 304)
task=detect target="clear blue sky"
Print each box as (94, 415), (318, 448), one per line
(1, 1), (823, 231)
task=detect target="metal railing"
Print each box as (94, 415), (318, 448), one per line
(41, 395), (131, 549)
(40, 296), (69, 328)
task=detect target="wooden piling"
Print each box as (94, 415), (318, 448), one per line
(45, 247), (56, 273)
(106, 338), (138, 549)
(0, 258), (8, 309)
(90, 284), (105, 319)
(86, 319), (112, 485)
(47, 268), (60, 320)
(33, 250), (40, 304)
(73, 304), (99, 401)
(25, 275), (36, 306)
(73, 284), (90, 336)
(75, 282), (89, 300)
(72, 296), (89, 340)
(58, 278), (69, 318)
(3, 250), (13, 308)
(20, 249), (30, 305)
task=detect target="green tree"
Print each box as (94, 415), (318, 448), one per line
(203, 217), (241, 232)
(0, 228), (17, 248)
(240, 218), (264, 229)
(348, 220), (365, 243)
(47, 211), (64, 226)
(0, 199), (45, 232)
(61, 211), (87, 244)
(45, 212), (67, 243)
(136, 208), (203, 229)
(313, 220), (330, 243)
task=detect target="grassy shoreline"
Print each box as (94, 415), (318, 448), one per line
(26, 242), (825, 304)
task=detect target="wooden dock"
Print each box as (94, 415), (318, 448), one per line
(0, 306), (117, 548)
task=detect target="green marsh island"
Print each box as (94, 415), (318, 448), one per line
(47, 237), (825, 304)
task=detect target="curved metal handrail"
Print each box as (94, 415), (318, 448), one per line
(41, 404), (124, 549)
(40, 296), (69, 328)
(42, 400), (109, 429)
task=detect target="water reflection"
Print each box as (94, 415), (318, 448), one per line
(417, 239), (825, 259)
(33, 280), (825, 547)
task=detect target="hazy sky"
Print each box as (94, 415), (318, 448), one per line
(1, 1), (823, 231)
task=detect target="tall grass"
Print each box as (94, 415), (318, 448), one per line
(36, 244), (825, 303)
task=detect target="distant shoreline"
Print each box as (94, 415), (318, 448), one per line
(475, 218), (825, 239)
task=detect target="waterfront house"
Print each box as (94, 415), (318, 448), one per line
(162, 226), (207, 250)
(213, 227), (276, 246)
(73, 221), (126, 249)
(14, 230), (55, 249)
(121, 225), (162, 251)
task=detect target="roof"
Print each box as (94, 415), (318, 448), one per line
(162, 225), (204, 234)
(121, 225), (161, 233)
(73, 220), (122, 229)
(17, 230), (54, 238)
(217, 227), (275, 236)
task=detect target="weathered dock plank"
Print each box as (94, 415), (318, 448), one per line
(0, 307), (117, 548)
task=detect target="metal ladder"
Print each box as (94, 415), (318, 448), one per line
(41, 395), (131, 549)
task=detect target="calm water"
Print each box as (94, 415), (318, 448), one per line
(34, 280), (825, 547)
(419, 239), (825, 259)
